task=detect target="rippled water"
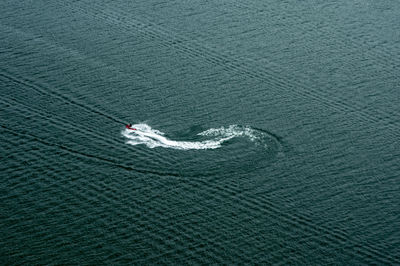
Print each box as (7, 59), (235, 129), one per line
(1, 0), (400, 264)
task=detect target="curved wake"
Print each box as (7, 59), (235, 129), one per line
(122, 124), (269, 150)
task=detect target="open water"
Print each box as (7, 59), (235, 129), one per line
(1, 0), (400, 264)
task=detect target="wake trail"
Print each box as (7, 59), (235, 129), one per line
(122, 124), (269, 150)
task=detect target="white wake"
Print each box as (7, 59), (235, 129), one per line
(122, 124), (267, 150)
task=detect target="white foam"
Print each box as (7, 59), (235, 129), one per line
(122, 124), (266, 150)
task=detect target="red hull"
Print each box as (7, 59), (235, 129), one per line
(126, 125), (136, 130)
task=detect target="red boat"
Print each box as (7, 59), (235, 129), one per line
(126, 124), (136, 130)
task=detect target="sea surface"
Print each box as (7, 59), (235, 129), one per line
(1, 0), (399, 264)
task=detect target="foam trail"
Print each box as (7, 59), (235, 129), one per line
(122, 124), (267, 150)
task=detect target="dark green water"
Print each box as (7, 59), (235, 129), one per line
(1, 0), (399, 264)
